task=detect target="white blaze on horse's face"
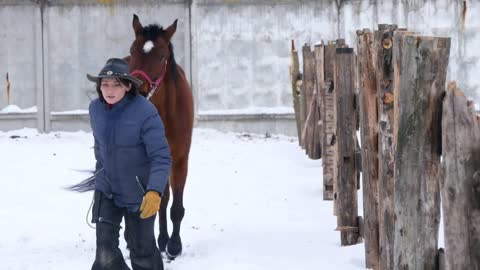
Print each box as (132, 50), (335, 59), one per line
(143, 40), (154, 53)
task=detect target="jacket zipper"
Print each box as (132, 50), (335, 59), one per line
(136, 176), (146, 194)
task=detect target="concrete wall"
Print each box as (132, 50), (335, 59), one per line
(193, 0), (480, 114)
(337, 0), (480, 104)
(0, 0), (189, 132)
(0, 0), (479, 135)
(0, 1), (43, 129)
(43, 0), (189, 131)
(192, 1), (336, 113)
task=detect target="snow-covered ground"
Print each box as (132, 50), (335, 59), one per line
(0, 128), (365, 270)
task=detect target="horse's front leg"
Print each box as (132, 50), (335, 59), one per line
(158, 182), (170, 252)
(166, 156), (188, 259)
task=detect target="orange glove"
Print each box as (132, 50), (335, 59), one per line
(140, 191), (161, 219)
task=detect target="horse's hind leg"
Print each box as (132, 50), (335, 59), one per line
(158, 182), (170, 252)
(166, 156), (188, 259)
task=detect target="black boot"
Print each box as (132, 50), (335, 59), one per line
(125, 212), (164, 270)
(91, 192), (130, 270)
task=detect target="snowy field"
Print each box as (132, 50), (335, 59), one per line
(0, 128), (365, 270)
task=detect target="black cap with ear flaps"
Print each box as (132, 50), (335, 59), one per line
(87, 58), (143, 88)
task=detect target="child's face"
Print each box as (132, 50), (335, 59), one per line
(100, 78), (131, 104)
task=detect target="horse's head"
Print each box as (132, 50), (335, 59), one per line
(128, 14), (178, 97)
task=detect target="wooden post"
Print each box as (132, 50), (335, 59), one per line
(393, 34), (450, 270)
(336, 38), (346, 48)
(322, 41), (337, 201)
(302, 90), (321, 160)
(302, 44), (315, 154)
(357, 28), (380, 269)
(289, 40), (302, 145)
(374, 24), (397, 270)
(313, 44), (324, 160)
(299, 59), (306, 150)
(335, 47), (360, 246)
(333, 40), (350, 213)
(6, 72), (10, 105)
(437, 248), (446, 270)
(313, 89), (322, 160)
(441, 82), (480, 270)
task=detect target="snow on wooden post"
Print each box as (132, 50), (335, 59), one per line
(335, 46), (360, 246)
(357, 28), (380, 269)
(322, 41), (337, 201)
(301, 44), (315, 154)
(289, 40), (302, 145)
(441, 82), (480, 270)
(393, 34), (450, 269)
(374, 24), (397, 270)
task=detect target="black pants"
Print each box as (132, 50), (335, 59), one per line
(91, 191), (163, 270)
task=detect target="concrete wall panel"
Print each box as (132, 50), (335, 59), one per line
(44, 1), (188, 114)
(193, 1), (337, 114)
(0, 4), (40, 109)
(1, 0), (479, 135)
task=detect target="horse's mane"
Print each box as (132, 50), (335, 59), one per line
(141, 24), (179, 82)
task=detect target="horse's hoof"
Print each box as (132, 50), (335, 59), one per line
(165, 237), (182, 260)
(165, 249), (182, 261)
(158, 235), (169, 252)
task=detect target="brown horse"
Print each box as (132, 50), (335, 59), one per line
(126, 14), (193, 259)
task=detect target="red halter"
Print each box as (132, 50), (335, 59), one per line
(130, 60), (168, 100)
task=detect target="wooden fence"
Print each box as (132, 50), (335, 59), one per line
(290, 25), (480, 270)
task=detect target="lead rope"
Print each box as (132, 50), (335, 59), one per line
(84, 168), (104, 230)
(86, 193), (96, 229)
(146, 85), (158, 100)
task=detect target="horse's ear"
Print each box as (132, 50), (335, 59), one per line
(164, 19), (178, 42)
(132, 14), (143, 36)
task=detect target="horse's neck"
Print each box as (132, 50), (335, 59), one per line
(153, 75), (176, 114)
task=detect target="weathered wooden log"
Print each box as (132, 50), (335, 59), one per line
(314, 92), (322, 160)
(299, 69), (306, 149)
(357, 28), (380, 269)
(313, 44), (324, 160)
(6, 72), (11, 105)
(335, 47), (360, 246)
(302, 44), (315, 154)
(312, 94), (321, 159)
(437, 248), (446, 270)
(322, 42), (337, 202)
(441, 82), (480, 270)
(289, 40), (302, 146)
(321, 82), (335, 200)
(301, 89), (321, 160)
(331, 40), (352, 214)
(354, 52), (361, 192)
(393, 34), (450, 270)
(358, 216), (364, 239)
(374, 25), (397, 270)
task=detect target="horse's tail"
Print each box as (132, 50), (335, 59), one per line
(66, 175), (95, 192)
(66, 168), (103, 192)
